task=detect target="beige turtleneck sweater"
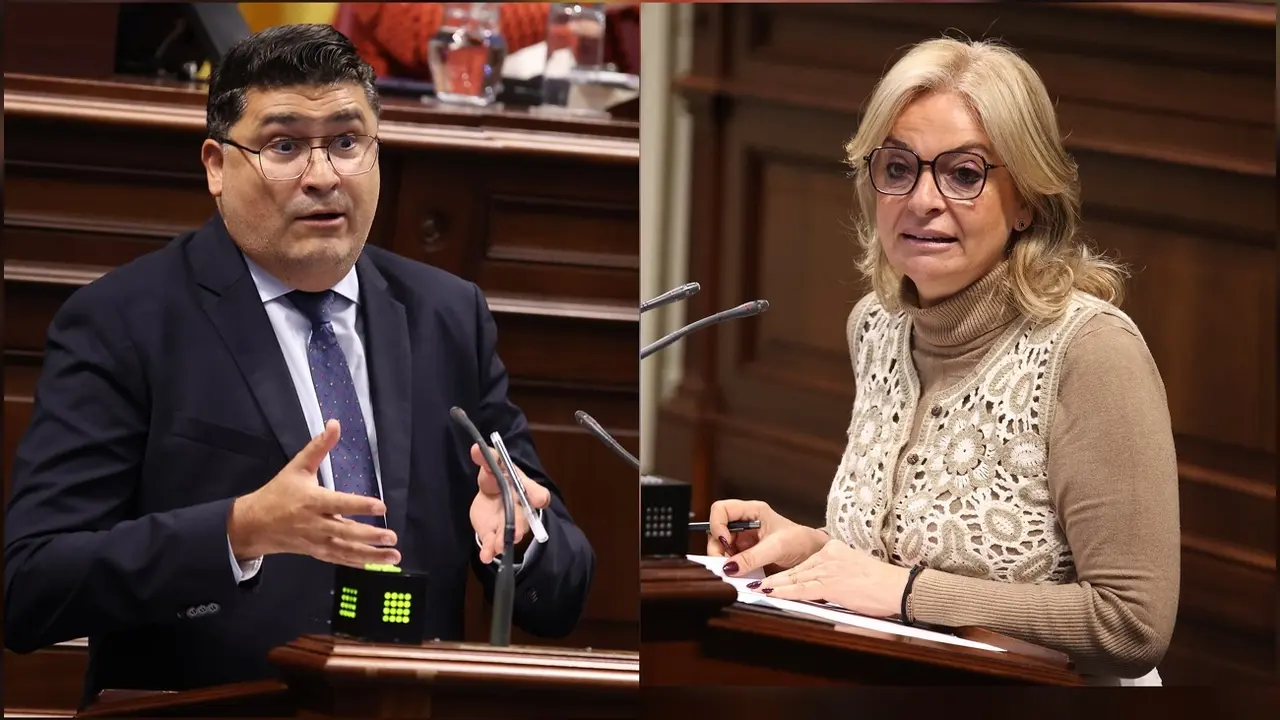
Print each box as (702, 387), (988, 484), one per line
(879, 263), (1181, 678)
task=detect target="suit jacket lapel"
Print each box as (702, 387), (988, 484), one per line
(356, 256), (412, 539)
(188, 213), (312, 462)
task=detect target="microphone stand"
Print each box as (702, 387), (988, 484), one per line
(640, 300), (769, 360)
(449, 407), (515, 647)
(575, 411), (640, 468)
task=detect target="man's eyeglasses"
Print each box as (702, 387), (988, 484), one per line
(863, 146), (1003, 201)
(219, 134), (381, 181)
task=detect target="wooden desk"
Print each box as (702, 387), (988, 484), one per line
(640, 558), (1085, 686)
(75, 636), (640, 719)
(2, 72), (639, 717)
(74, 632), (640, 717)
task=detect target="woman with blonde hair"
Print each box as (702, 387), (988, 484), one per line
(707, 36), (1179, 685)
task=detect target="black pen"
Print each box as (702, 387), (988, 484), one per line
(687, 520), (761, 533)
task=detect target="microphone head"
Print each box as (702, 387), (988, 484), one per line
(574, 410), (606, 437)
(733, 299), (769, 316)
(450, 406), (486, 447)
(640, 282), (702, 314)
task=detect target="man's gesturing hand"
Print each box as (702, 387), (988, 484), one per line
(227, 419), (400, 568)
(469, 443), (550, 564)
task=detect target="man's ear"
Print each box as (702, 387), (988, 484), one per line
(201, 139), (226, 197)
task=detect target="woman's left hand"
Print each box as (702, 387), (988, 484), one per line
(749, 539), (913, 619)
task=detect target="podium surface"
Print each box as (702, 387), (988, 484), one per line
(641, 558), (1086, 686)
(78, 636), (639, 719)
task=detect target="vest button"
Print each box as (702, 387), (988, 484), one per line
(930, 406), (942, 417)
(906, 453), (919, 464)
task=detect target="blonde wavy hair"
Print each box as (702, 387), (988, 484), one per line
(845, 36), (1127, 321)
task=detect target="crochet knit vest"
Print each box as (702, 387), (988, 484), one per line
(824, 290), (1119, 584)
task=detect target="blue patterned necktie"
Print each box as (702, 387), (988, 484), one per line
(287, 290), (381, 521)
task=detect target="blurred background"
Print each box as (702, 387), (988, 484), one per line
(4, 2), (640, 716)
(640, 1), (1275, 685)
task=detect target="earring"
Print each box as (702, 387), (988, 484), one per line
(1015, 220), (1027, 231)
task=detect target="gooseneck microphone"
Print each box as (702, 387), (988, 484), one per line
(449, 406), (515, 647)
(575, 411), (639, 469)
(640, 299), (769, 360)
(640, 282), (700, 314)
(578, 284), (771, 556)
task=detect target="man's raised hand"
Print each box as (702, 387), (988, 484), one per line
(227, 419), (400, 568)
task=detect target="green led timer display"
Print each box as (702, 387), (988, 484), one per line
(382, 591), (412, 623)
(338, 587), (358, 619)
(331, 562), (429, 644)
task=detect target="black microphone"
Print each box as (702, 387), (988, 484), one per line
(640, 282), (700, 314)
(574, 407), (689, 558)
(449, 406), (515, 647)
(640, 299), (769, 360)
(574, 411), (639, 469)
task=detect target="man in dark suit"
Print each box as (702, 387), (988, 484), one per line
(3, 24), (594, 706)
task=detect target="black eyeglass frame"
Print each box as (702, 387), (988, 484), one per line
(863, 146), (1004, 201)
(217, 134), (383, 181)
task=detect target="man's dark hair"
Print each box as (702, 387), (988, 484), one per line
(206, 23), (380, 141)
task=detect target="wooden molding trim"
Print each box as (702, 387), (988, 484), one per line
(485, 293), (639, 322)
(670, 76), (1273, 178)
(5, 211), (190, 240)
(3, 91), (640, 162)
(1063, 2), (1276, 27)
(1181, 534), (1277, 573)
(486, 246), (641, 271)
(1177, 460), (1276, 500)
(1, 260), (639, 324)
(3, 260), (105, 287)
(270, 634), (640, 686)
(4, 159), (207, 185)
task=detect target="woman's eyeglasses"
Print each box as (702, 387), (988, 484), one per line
(864, 146), (1003, 201)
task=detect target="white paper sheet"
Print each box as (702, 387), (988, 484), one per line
(687, 554), (1006, 654)
(502, 42), (547, 80)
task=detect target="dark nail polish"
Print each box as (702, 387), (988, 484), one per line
(723, 561), (739, 575)
(746, 580), (761, 589)
(762, 587), (773, 594)
(718, 536), (732, 551)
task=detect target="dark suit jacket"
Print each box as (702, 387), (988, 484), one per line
(3, 213), (595, 706)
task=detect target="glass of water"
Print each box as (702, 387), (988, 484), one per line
(427, 3), (507, 107)
(542, 3), (607, 109)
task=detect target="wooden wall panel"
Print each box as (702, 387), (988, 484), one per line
(3, 72), (639, 714)
(654, 2), (1275, 685)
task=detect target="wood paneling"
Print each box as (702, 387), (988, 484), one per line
(3, 71), (639, 713)
(654, 2), (1275, 685)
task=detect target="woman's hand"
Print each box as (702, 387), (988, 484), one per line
(749, 539), (913, 619)
(706, 499), (828, 576)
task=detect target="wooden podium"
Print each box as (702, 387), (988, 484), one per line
(76, 637), (639, 718)
(641, 558), (1086, 686)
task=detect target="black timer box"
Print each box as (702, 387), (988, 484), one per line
(640, 474), (691, 557)
(331, 563), (430, 645)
